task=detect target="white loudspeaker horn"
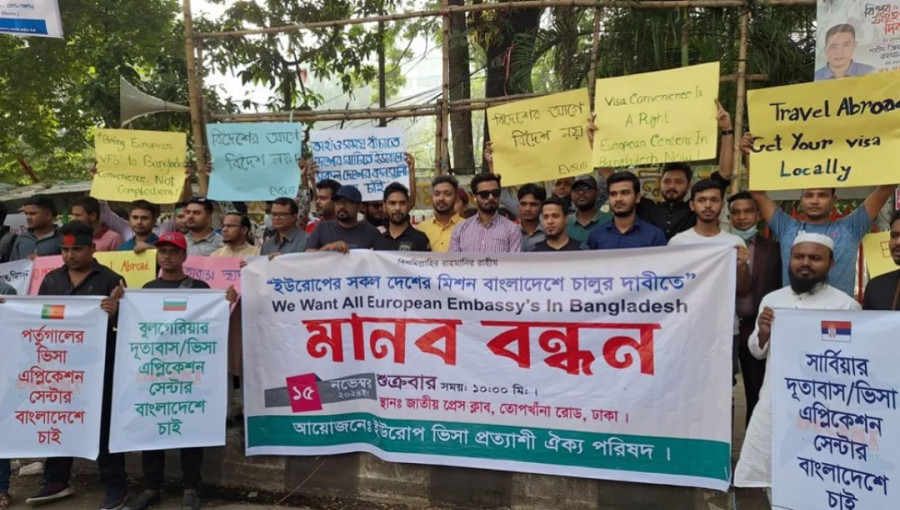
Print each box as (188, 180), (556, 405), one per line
(120, 76), (191, 126)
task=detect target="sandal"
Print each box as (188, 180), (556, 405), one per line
(0, 492), (12, 509)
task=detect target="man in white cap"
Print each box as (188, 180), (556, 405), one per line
(734, 232), (859, 498)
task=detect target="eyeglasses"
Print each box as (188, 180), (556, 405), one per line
(270, 212), (295, 218)
(476, 189), (502, 199)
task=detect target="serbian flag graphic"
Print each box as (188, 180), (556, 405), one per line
(821, 320), (851, 342)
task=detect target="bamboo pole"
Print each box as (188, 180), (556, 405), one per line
(732, 8), (750, 190)
(435, 101), (444, 175)
(586, 7), (602, 108)
(196, 0), (750, 39)
(440, 0), (451, 173)
(183, 0), (208, 196)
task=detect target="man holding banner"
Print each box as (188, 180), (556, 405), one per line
(450, 173), (522, 253)
(741, 133), (896, 296)
(417, 175), (463, 252)
(123, 231), (235, 510)
(26, 221), (128, 510)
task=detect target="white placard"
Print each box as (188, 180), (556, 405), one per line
(310, 127), (408, 202)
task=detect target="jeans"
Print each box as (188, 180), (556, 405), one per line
(0, 458), (10, 493)
(141, 448), (204, 491)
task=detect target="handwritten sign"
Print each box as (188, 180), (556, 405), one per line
(592, 62), (719, 168)
(92, 128), (186, 203)
(207, 122), (303, 201)
(747, 70), (900, 190)
(0, 259), (34, 295)
(0, 296), (108, 459)
(183, 256), (242, 293)
(487, 89), (592, 186)
(310, 127), (408, 201)
(771, 309), (900, 510)
(29, 251), (158, 294)
(862, 231), (897, 278)
(109, 289), (229, 452)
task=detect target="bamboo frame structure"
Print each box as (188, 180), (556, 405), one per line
(184, 0), (817, 176)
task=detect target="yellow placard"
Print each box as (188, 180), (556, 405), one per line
(95, 249), (157, 289)
(487, 88), (592, 187)
(92, 128), (186, 203)
(748, 71), (900, 190)
(592, 62), (719, 168)
(862, 232), (897, 279)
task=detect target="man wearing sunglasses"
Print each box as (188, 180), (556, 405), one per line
(449, 173), (521, 253)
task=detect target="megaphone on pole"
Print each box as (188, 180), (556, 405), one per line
(119, 76), (191, 126)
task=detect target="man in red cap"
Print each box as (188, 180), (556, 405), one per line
(124, 231), (234, 510)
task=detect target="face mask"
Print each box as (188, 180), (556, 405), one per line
(732, 224), (757, 241)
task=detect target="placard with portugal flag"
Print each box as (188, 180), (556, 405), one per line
(747, 70), (900, 190)
(486, 88), (592, 186)
(591, 62), (719, 168)
(92, 128), (186, 204)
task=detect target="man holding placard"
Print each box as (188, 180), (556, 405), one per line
(741, 133), (895, 296)
(27, 221), (127, 510)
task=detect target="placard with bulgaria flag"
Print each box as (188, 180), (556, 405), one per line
(109, 289), (230, 453)
(0, 296), (109, 459)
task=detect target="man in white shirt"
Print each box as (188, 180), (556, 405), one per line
(734, 232), (860, 498)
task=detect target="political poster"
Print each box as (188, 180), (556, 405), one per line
(0, 1), (63, 38)
(242, 246), (735, 491)
(109, 289), (230, 452)
(310, 127), (408, 202)
(207, 122), (303, 201)
(592, 62), (719, 168)
(747, 70), (900, 190)
(816, 0), (900, 80)
(771, 309), (900, 510)
(0, 296), (109, 459)
(92, 129), (186, 204)
(487, 88), (592, 186)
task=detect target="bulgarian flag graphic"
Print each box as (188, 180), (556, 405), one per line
(163, 297), (188, 312)
(41, 304), (65, 320)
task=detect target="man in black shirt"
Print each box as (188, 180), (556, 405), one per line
(376, 183), (430, 251)
(124, 232), (235, 510)
(306, 185), (380, 252)
(26, 221), (127, 510)
(533, 197), (583, 252)
(864, 211), (900, 310)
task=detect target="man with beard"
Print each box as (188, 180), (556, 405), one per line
(26, 221), (127, 510)
(727, 191), (782, 423)
(183, 197), (223, 256)
(863, 211), (900, 310)
(375, 183), (430, 251)
(741, 133), (894, 296)
(532, 197), (582, 251)
(10, 196), (61, 260)
(362, 201), (386, 231)
(566, 175), (611, 245)
(261, 197), (308, 257)
(117, 201), (160, 253)
(306, 179), (341, 234)
(586, 172), (665, 250)
(211, 212), (259, 258)
(450, 173), (521, 253)
(418, 176), (463, 252)
(734, 233), (859, 499)
(306, 185), (380, 252)
(517, 183), (546, 251)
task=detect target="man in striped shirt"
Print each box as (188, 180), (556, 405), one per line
(450, 173), (521, 253)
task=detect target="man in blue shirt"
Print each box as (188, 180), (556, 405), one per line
(586, 171), (666, 250)
(743, 133), (894, 296)
(814, 24), (877, 80)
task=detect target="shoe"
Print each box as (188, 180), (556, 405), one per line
(123, 491), (161, 510)
(25, 482), (75, 505)
(182, 490), (201, 510)
(100, 487), (128, 510)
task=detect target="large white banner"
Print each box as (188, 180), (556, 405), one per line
(0, 296), (108, 459)
(771, 309), (899, 510)
(0, 259), (34, 295)
(0, 1), (63, 38)
(109, 289), (229, 453)
(242, 246), (736, 491)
